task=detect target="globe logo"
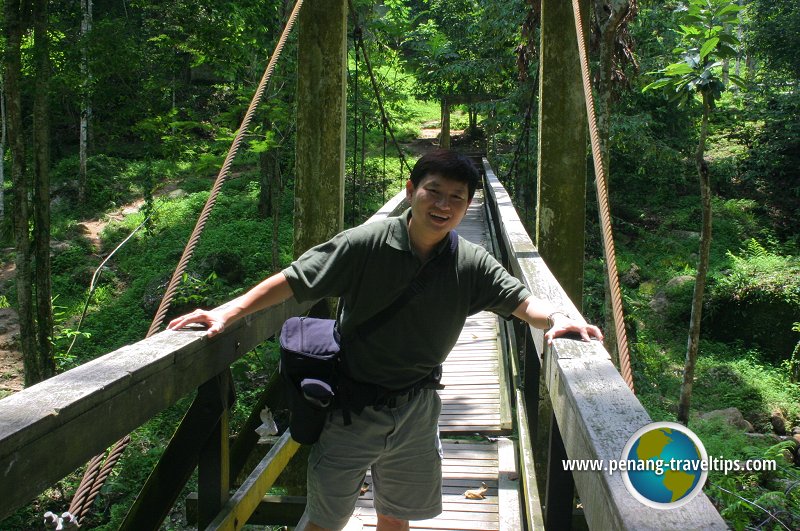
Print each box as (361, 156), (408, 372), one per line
(620, 421), (708, 509)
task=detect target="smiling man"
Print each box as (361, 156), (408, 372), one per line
(168, 149), (602, 531)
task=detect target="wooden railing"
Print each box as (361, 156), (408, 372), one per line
(481, 159), (727, 530)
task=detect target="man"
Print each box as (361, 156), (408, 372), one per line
(168, 150), (602, 531)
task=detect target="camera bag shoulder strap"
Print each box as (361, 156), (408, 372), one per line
(349, 229), (458, 339)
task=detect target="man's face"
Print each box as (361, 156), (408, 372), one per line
(406, 173), (471, 238)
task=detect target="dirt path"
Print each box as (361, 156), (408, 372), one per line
(0, 197), (158, 396)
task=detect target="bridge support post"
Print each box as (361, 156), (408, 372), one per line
(198, 370), (235, 528)
(294, 0), (348, 256)
(544, 412), (575, 530)
(536, 0), (588, 308)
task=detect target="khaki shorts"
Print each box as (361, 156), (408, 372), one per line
(306, 389), (443, 530)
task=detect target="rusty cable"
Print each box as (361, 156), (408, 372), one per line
(571, 0), (634, 392)
(146, 0), (305, 337)
(57, 1), (306, 524)
(347, 0), (412, 177)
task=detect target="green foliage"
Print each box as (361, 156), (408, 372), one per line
(736, 91), (800, 241)
(51, 296), (91, 372)
(704, 239), (800, 358)
(173, 271), (224, 309)
(50, 155), (164, 217)
(747, 0), (800, 80)
(643, 0), (744, 105)
(714, 239), (800, 306)
(690, 417), (800, 530)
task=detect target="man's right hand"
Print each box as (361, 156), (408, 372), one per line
(167, 308), (228, 337)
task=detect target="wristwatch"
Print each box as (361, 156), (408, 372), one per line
(546, 311), (570, 329)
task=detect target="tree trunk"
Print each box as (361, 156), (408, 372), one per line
(440, 98), (451, 149)
(594, 0), (632, 365)
(5, 0), (38, 385)
(78, 0), (92, 205)
(32, 0), (55, 381)
(468, 105), (477, 136)
(258, 146), (273, 218)
(536, 0), (588, 306)
(677, 93), (713, 425)
(258, 151), (272, 218)
(0, 70), (6, 227)
(294, 0), (347, 258)
(270, 150), (282, 271)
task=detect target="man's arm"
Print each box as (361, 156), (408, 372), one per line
(512, 295), (603, 345)
(167, 271), (294, 337)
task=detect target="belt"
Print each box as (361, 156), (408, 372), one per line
(372, 387), (422, 410)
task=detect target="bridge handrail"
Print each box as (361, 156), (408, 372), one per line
(481, 159), (727, 530)
(0, 189), (409, 522)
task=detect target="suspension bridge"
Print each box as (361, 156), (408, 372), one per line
(0, 0), (729, 529)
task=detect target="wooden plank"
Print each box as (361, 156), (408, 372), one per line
(356, 516), (499, 530)
(349, 440), (503, 530)
(497, 438), (522, 531)
(207, 431), (300, 530)
(120, 373), (230, 531)
(355, 500), (499, 515)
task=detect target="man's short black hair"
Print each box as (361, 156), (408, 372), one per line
(410, 149), (480, 200)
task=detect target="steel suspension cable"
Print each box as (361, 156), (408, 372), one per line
(354, 33), (412, 176)
(347, 0), (412, 176)
(49, 2), (306, 526)
(146, 0), (304, 337)
(570, 0), (634, 392)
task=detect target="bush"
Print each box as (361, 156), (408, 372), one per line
(707, 239), (800, 358)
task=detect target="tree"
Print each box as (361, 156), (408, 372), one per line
(402, 0), (521, 146)
(78, 0), (93, 204)
(590, 0), (638, 362)
(0, 68), (6, 228)
(643, 0), (744, 424)
(747, 0), (800, 80)
(4, 0), (56, 385)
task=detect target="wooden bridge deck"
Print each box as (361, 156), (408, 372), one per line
(347, 191), (520, 530)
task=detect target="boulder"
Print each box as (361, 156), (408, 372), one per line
(649, 275), (694, 318)
(621, 263), (641, 288)
(770, 409), (788, 435)
(698, 407), (753, 432)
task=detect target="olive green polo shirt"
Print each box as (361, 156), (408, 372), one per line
(283, 209), (530, 389)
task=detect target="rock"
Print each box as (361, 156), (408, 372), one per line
(199, 252), (244, 284)
(75, 223), (92, 235)
(167, 189), (186, 199)
(649, 292), (669, 314)
(621, 263), (641, 288)
(649, 275), (694, 317)
(792, 426), (800, 436)
(771, 409), (788, 435)
(671, 230), (700, 240)
(50, 241), (72, 253)
(698, 407), (754, 432)
(666, 275), (695, 290)
(779, 448), (795, 465)
(744, 432), (782, 443)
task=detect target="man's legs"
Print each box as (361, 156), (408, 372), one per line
(299, 514), (407, 531)
(305, 390), (443, 530)
(376, 513), (410, 531)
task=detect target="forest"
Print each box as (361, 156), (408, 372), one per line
(1, 0), (799, 529)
